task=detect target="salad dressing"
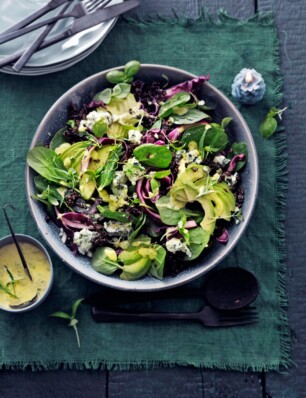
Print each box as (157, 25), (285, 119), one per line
(0, 242), (51, 309)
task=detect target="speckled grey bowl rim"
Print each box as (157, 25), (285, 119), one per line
(25, 64), (259, 292)
(0, 234), (54, 312)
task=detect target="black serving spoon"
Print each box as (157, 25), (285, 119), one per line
(87, 267), (259, 312)
(3, 204), (33, 282)
(203, 267), (259, 311)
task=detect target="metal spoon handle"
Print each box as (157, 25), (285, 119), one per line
(3, 205), (33, 281)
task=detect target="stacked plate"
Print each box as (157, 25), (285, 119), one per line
(0, 0), (122, 76)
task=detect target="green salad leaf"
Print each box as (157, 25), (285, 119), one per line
(133, 144), (172, 168)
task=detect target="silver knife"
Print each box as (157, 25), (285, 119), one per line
(0, 0), (139, 69)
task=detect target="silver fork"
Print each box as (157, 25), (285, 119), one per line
(91, 305), (259, 327)
(0, 0), (112, 45)
(12, 0), (112, 72)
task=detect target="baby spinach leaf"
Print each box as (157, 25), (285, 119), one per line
(180, 125), (206, 146)
(96, 145), (122, 191)
(155, 196), (201, 225)
(133, 144), (172, 168)
(229, 142), (248, 171)
(202, 125), (228, 155)
(158, 92), (191, 118)
(92, 120), (108, 137)
(221, 117), (232, 129)
(129, 212), (146, 241)
(153, 170), (171, 179)
(97, 206), (130, 223)
(185, 227), (210, 261)
(112, 83), (131, 99)
(93, 88), (112, 104)
(149, 244), (166, 280)
(170, 109), (210, 125)
(92, 247), (121, 275)
(151, 119), (162, 129)
(49, 127), (66, 151)
(27, 146), (71, 185)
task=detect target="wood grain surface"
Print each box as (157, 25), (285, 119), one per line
(1, 0), (305, 397)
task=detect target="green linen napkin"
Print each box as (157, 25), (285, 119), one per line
(0, 12), (290, 371)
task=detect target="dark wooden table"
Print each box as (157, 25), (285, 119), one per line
(1, 1), (305, 397)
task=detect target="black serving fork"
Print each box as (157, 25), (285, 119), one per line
(91, 305), (258, 327)
(0, 0), (112, 45)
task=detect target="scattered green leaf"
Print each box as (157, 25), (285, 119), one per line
(50, 298), (84, 348)
(259, 107), (287, 139)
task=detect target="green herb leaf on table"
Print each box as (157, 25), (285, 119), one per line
(50, 298), (84, 349)
(259, 106), (287, 139)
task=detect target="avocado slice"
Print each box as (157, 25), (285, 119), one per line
(173, 163), (206, 187)
(88, 145), (116, 171)
(120, 257), (152, 281)
(106, 93), (139, 117)
(197, 197), (216, 235)
(79, 171), (96, 200)
(171, 182), (198, 203)
(118, 249), (142, 265)
(60, 141), (89, 171)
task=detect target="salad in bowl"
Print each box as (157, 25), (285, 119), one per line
(26, 61), (258, 289)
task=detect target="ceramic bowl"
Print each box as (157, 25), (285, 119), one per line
(25, 64), (258, 291)
(0, 234), (54, 312)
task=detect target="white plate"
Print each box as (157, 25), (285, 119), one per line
(0, 0), (122, 68)
(0, 24), (114, 75)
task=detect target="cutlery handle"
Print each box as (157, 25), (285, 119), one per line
(0, 0), (69, 36)
(0, 30), (71, 69)
(91, 306), (198, 323)
(0, 10), (76, 45)
(12, 2), (72, 72)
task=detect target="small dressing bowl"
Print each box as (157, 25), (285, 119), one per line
(0, 234), (53, 313)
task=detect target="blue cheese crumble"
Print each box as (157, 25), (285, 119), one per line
(225, 172), (239, 187)
(73, 229), (98, 256)
(79, 109), (112, 132)
(165, 238), (192, 258)
(123, 157), (146, 185)
(128, 129), (143, 144)
(213, 155), (230, 167)
(104, 221), (132, 236)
